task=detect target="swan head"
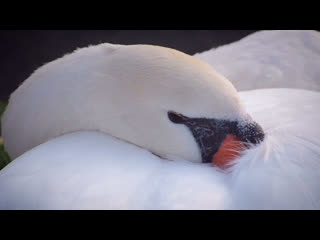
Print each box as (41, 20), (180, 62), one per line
(2, 43), (264, 168)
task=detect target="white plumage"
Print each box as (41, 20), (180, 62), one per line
(1, 88), (319, 210)
(0, 30), (320, 210)
(195, 30), (320, 91)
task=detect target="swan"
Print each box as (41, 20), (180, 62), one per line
(0, 35), (319, 209)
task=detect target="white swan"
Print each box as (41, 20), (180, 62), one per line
(0, 33), (320, 210)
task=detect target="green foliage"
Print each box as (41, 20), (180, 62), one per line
(0, 141), (11, 170)
(0, 101), (6, 118)
(0, 101), (11, 170)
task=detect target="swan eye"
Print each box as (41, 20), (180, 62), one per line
(168, 111), (186, 124)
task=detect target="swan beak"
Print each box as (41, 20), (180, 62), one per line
(168, 111), (264, 168)
(213, 121), (265, 169)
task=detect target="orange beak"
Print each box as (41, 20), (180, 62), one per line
(212, 134), (247, 169)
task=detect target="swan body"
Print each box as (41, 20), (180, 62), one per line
(0, 131), (230, 210)
(195, 30), (320, 91)
(0, 88), (319, 210)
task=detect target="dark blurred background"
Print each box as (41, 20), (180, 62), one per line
(0, 30), (258, 102)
